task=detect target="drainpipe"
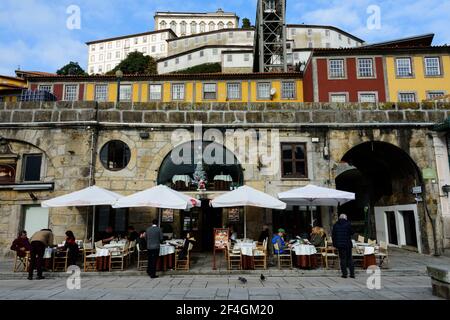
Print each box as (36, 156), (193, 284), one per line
(86, 101), (100, 243)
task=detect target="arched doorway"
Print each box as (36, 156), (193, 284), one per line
(335, 141), (423, 250)
(157, 141), (244, 251)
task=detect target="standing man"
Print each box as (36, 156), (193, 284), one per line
(28, 229), (54, 280)
(332, 214), (355, 279)
(146, 219), (163, 279)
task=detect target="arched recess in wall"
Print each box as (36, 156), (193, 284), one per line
(335, 141), (424, 245)
(157, 140), (244, 191)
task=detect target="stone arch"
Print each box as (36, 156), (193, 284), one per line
(334, 140), (428, 250)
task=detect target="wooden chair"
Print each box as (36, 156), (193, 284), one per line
(53, 250), (68, 272)
(273, 243), (292, 269)
(127, 240), (136, 265)
(368, 239), (377, 246)
(321, 240), (338, 269)
(226, 241), (242, 270)
(175, 242), (193, 271)
(376, 241), (389, 268)
(136, 243), (148, 271)
(83, 243), (97, 272)
(109, 242), (129, 271)
(357, 235), (365, 243)
(13, 251), (30, 272)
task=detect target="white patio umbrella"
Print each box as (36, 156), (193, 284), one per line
(41, 186), (124, 245)
(211, 185), (286, 238)
(278, 184), (355, 227)
(113, 185), (201, 210)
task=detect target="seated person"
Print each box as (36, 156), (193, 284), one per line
(272, 228), (290, 254)
(137, 230), (147, 251)
(10, 230), (31, 257)
(177, 232), (196, 260)
(63, 230), (79, 266)
(127, 226), (139, 241)
(258, 225), (270, 243)
(310, 227), (326, 248)
(98, 226), (115, 245)
(229, 225), (238, 243)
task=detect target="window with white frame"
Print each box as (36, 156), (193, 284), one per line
(247, 31), (252, 38)
(282, 82), (296, 99)
(325, 30), (330, 37)
(143, 47), (147, 53)
(209, 22), (215, 32)
(116, 51), (120, 59)
(244, 53), (250, 62)
(218, 22), (224, 30)
(151, 46), (156, 53)
(200, 22), (206, 33)
(184, 39), (189, 46)
(329, 59), (345, 78)
(358, 93), (377, 103)
(124, 39), (130, 48)
(119, 84), (132, 101)
(330, 93), (347, 103)
(396, 58), (413, 77)
(64, 85), (78, 101)
(99, 54), (104, 61)
(180, 21), (187, 35)
(99, 44), (104, 50)
(347, 38), (351, 45)
(338, 34), (342, 40)
(116, 41), (121, 48)
(398, 92), (416, 103)
(200, 50), (204, 57)
(308, 42), (313, 48)
(172, 84), (185, 100)
(149, 84), (162, 101)
(91, 45), (96, 51)
(175, 58), (179, 64)
(358, 58), (374, 77)
(134, 38), (138, 45)
(227, 54), (232, 62)
(161, 44), (165, 52)
(426, 91), (445, 100)
(203, 83), (217, 100)
(108, 42), (112, 49)
(424, 57), (441, 76)
(160, 21), (167, 29)
(227, 83), (241, 100)
(107, 52), (112, 60)
(95, 84), (108, 102)
(257, 82), (271, 99)
(229, 32), (234, 38)
(291, 28), (296, 36)
(38, 85), (52, 93)
(326, 43), (331, 48)
(188, 54), (192, 61)
(90, 67), (94, 74)
(152, 35), (156, 42)
(164, 61), (168, 67)
(170, 21), (177, 33)
(227, 22), (233, 28)
(191, 22), (197, 34)
(90, 55), (95, 62)
(143, 36), (147, 43)
(307, 29), (312, 36)
(212, 48), (218, 55)
(217, 33), (222, 40)
(106, 65), (111, 72)
(98, 66), (103, 73)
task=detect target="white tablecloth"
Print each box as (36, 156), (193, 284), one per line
(159, 244), (175, 256)
(293, 244), (317, 256)
(234, 242), (257, 256)
(214, 175), (233, 182)
(172, 175), (191, 187)
(95, 248), (110, 257)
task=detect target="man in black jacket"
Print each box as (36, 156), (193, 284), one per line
(332, 214), (355, 278)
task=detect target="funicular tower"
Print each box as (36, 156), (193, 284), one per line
(254, 0), (287, 72)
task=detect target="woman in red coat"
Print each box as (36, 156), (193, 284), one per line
(10, 230), (31, 257)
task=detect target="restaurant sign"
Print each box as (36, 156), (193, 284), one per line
(161, 209), (174, 223)
(228, 208), (240, 222)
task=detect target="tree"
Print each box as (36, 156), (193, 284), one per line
(241, 18), (252, 29)
(107, 51), (157, 75)
(56, 61), (87, 76)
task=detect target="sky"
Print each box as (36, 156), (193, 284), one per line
(0, 0), (449, 76)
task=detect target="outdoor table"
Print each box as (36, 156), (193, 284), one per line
(157, 244), (176, 271)
(292, 244), (318, 269)
(234, 241), (257, 270)
(362, 246), (377, 269)
(214, 175), (233, 182)
(95, 248), (111, 271)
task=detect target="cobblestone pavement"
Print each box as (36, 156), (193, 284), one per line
(0, 274), (441, 300)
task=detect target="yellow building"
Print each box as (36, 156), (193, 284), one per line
(385, 47), (450, 102)
(26, 73), (303, 103)
(0, 75), (28, 102)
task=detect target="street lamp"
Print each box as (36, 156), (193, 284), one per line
(115, 70), (123, 104)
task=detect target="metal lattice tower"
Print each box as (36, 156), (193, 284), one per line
(254, 0), (287, 73)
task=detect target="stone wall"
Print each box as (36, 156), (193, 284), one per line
(0, 101), (449, 125)
(0, 101), (448, 256)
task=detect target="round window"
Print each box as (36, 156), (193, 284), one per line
(99, 140), (131, 171)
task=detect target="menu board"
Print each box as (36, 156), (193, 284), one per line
(214, 228), (229, 250)
(228, 208), (240, 222)
(162, 209), (174, 223)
